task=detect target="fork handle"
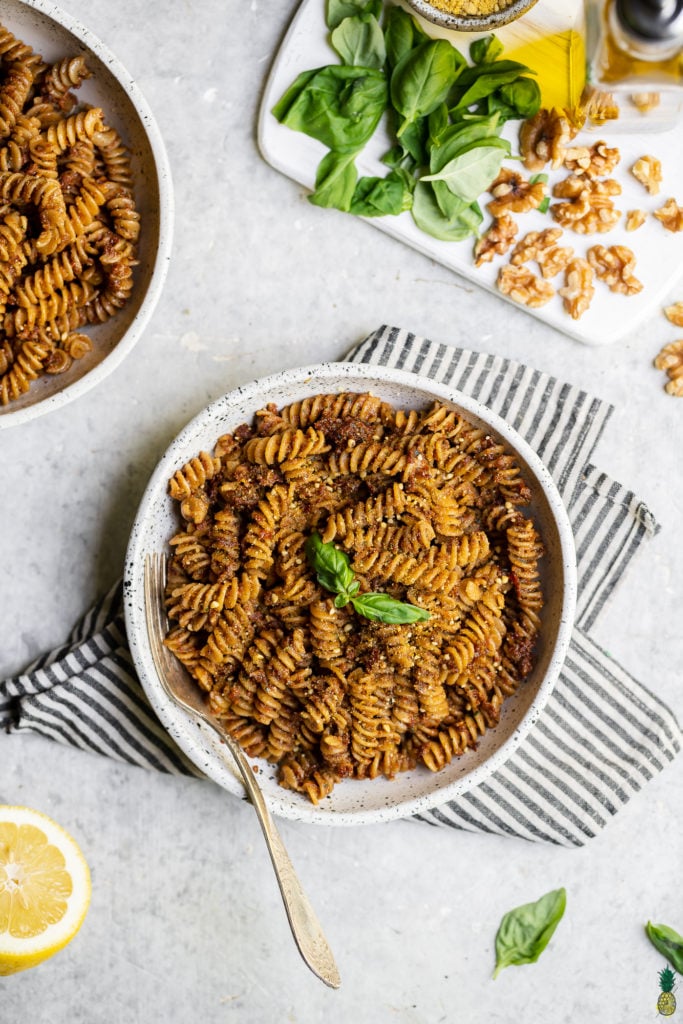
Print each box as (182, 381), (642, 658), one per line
(206, 720), (341, 989)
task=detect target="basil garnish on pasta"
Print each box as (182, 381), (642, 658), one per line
(305, 533), (430, 624)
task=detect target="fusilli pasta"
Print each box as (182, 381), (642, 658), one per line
(162, 393), (546, 804)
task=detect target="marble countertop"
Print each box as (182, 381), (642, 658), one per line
(2, 1), (682, 1021)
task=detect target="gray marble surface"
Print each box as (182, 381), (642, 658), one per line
(1, 1), (682, 1021)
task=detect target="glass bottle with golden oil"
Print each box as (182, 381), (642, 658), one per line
(584, 0), (683, 130)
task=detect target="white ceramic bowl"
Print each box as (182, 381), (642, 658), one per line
(0, 0), (173, 429)
(124, 362), (577, 826)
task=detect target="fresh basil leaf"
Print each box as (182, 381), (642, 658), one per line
(349, 168), (414, 216)
(351, 592), (430, 623)
(537, 196), (550, 213)
(305, 533), (356, 594)
(380, 143), (414, 171)
(326, 0), (382, 30)
(411, 180), (474, 241)
(469, 34), (504, 65)
(499, 76), (542, 117)
(422, 140), (508, 203)
(308, 149), (359, 211)
(271, 67), (320, 122)
(427, 101), (449, 146)
(383, 4), (428, 69)
(450, 60), (536, 111)
(391, 39), (462, 133)
(428, 113), (502, 173)
(331, 12), (386, 69)
(273, 65), (387, 153)
(646, 922), (683, 973)
(493, 888), (567, 979)
(394, 113), (429, 165)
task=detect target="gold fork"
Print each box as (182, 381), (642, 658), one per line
(144, 553), (340, 989)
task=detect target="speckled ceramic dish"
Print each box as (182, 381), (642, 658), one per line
(0, 0), (173, 429)
(406, 0), (539, 31)
(124, 363), (577, 826)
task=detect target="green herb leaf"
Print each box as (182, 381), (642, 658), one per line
(349, 168), (414, 216)
(411, 179), (473, 241)
(646, 922), (683, 974)
(469, 34), (504, 65)
(383, 4), (429, 69)
(326, 0), (382, 30)
(308, 149), (359, 211)
(428, 113), (502, 174)
(331, 12), (386, 69)
(272, 65), (387, 153)
(498, 76), (542, 118)
(305, 532), (356, 594)
(493, 888), (567, 979)
(450, 60), (536, 112)
(391, 39), (462, 132)
(351, 592), (430, 623)
(421, 140), (508, 203)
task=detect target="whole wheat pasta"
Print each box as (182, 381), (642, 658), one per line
(162, 392), (547, 804)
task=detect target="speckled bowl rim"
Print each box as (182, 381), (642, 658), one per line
(406, 0), (539, 31)
(0, 0), (174, 430)
(124, 361), (578, 826)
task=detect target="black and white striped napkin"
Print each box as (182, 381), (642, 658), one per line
(2, 325), (679, 846)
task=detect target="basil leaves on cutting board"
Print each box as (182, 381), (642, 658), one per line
(272, 1), (541, 244)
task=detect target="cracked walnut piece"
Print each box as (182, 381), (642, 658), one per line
(664, 301), (683, 327)
(587, 244), (643, 296)
(519, 107), (579, 171)
(631, 155), (663, 195)
(473, 213), (518, 266)
(625, 209), (647, 232)
(654, 340), (683, 396)
(488, 168), (546, 216)
(510, 227), (574, 279)
(563, 141), (620, 178)
(654, 198), (683, 232)
(558, 257), (595, 320)
(497, 264), (555, 308)
(551, 175), (621, 234)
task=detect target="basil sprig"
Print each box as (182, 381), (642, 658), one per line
(493, 888), (566, 979)
(646, 921), (683, 973)
(305, 533), (430, 624)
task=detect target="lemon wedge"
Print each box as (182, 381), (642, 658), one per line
(0, 805), (91, 975)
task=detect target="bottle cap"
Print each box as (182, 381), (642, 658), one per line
(616, 0), (683, 43)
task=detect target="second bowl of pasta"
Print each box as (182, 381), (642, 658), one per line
(124, 362), (576, 826)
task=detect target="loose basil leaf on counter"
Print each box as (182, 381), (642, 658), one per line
(331, 12), (386, 69)
(326, 0), (382, 30)
(469, 33), (504, 65)
(272, 65), (387, 153)
(391, 39), (463, 136)
(308, 149), (359, 211)
(646, 922), (683, 973)
(493, 888), (567, 979)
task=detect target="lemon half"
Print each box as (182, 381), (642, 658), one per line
(0, 805), (91, 975)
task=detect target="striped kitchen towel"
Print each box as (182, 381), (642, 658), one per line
(1, 325), (679, 846)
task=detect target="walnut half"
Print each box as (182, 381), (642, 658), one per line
(487, 168), (546, 216)
(558, 257), (595, 320)
(587, 244), (643, 296)
(497, 264), (555, 308)
(631, 155), (663, 195)
(654, 340), (683, 396)
(563, 141), (620, 178)
(510, 227), (574, 279)
(654, 198), (683, 233)
(519, 107), (579, 171)
(664, 301), (683, 327)
(551, 175), (621, 234)
(473, 213), (518, 267)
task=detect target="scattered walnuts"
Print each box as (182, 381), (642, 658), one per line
(510, 227), (574, 279)
(664, 301), (683, 327)
(654, 340), (683, 396)
(487, 168), (546, 216)
(473, 213), (518, 266)
(631, 155), (663, 195)
(558, 257), (595, 320)
(654, 198), (683, 232)
(563, 141), (621, 178)
(587, 244), (643, 296)
(519, 107), (578, 172)
(551, 175), (621, 234)
(625, 209), (647, 232)
(496, 264), (555, 308)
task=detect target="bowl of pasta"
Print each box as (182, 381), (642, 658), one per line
(124, 361), (577, 826)
(0, 0), (173, 428)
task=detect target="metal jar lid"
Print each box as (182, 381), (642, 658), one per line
(615, 0), (683, 43)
